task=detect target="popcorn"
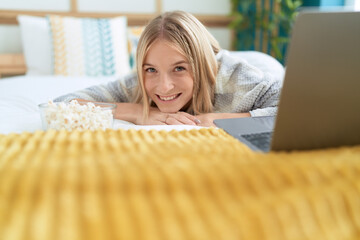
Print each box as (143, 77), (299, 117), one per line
(41, 100), (114, 131)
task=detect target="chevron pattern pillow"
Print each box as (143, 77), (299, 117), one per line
(48, 15), (130, 77)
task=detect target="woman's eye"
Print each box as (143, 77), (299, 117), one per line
(145, 68), (156, 73)
(175, 66), (185, 72)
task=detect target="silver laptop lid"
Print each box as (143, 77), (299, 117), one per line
(271, 11), (360, 151)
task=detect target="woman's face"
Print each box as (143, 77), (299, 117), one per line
(143, 39), (194, 113)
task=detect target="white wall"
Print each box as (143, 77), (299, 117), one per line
(0, 0), (232, 54)
(0, 0), (69, 11)
(0, 0), (69, 53)
(161, 0), (232, 49)
(163, 0), (230, 15)
(0, 25), (22, 53)
(77, 0), (156, 13)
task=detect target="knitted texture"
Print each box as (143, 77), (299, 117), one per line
(0, 128), (359, 240)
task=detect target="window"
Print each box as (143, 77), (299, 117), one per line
(355, 0), (360, 10)
(346, 0), (360, 9)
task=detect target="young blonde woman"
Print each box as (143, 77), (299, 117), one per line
(54, 11), (283, 127)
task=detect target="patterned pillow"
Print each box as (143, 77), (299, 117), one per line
(48, 15), (130, 77)
(127, 26), (145, 70)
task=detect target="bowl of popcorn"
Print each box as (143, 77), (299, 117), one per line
(38, 100), (117, 131)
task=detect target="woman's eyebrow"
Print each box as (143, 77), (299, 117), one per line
(172, 60), (188, 66)
(143, 61), (188, 67)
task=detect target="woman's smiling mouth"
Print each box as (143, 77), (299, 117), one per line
(157, 93), (181, 101)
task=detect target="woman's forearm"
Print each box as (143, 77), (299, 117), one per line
(113, 102), (143, 124)
(195, 112), (251, 127)
(211, 112), (251, 119)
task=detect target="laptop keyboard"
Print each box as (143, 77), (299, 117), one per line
(241, 132), (273, 151)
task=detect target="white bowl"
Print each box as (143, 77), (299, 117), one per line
(38, 101), (117, 131)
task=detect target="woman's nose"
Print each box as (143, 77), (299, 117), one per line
(158, 74), (174, 93)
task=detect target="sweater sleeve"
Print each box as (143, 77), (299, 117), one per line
(247, 73), (282, 117)
(214, 50), (283, 117)
(250, 82), (281, 117)
(53, 73), (138, 103)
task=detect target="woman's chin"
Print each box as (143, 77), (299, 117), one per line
(157, 107), (181, 113)
(156, 103), (192, 113)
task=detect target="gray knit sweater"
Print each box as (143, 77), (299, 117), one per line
(54, 50), (283, 117)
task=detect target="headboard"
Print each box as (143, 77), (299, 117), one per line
(0, 0), (232, 78)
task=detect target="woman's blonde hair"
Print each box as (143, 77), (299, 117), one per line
(133, 11), (220, 119)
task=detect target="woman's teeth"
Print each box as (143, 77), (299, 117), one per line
(159, 94), (179, 101)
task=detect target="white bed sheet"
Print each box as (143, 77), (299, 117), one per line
(0, 75), (203, 134)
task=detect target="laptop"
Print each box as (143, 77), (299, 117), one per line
(214, 11), (360, 152)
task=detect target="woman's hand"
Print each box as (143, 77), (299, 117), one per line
(193, 113), (217, 127)
(195, 112), (251, 127)
(140, 107), (200, 125)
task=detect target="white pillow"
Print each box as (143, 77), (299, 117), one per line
(230, 51), (285, 82)
(17, 15), (53, 75)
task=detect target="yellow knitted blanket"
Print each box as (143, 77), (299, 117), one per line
(0, 128), (359, 240)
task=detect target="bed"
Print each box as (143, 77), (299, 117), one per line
(1, 10), (360, 240)
(1, 56), (359, 240)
